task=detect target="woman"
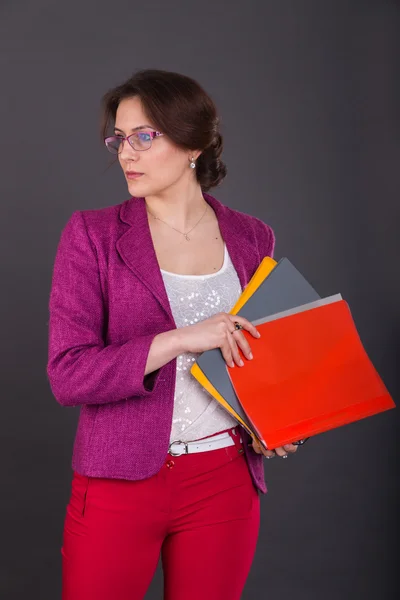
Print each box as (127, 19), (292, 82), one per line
(47, 68), (298, 600)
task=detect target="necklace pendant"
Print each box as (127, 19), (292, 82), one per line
(184, 234), (190, 241)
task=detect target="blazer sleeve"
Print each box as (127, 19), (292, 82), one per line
(47, 211), (162, 407)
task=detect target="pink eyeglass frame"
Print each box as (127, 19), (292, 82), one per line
(104, 130), (164, 153)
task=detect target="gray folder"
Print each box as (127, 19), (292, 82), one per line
(252, 293), (342, 326)
(195, 258), (324, 434)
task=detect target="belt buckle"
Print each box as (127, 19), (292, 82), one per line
(168, 440), (189, 457)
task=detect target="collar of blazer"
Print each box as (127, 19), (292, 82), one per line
(116, 192), (254, 321)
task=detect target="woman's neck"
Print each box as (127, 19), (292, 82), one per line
(144, 181), (208, 230)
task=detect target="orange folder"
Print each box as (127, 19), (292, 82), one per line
(226, 299), (396, 450)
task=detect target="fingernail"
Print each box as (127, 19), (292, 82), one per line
(257, 331), (261, 338)
(282, 454), (288, 459)
(266, 455), (275, 459)
(248, 352), (253, 360)
(239, 359), (244, 367)
(230, 361), (235, 368)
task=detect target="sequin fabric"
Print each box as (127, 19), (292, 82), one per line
(161, 244), (243, 443)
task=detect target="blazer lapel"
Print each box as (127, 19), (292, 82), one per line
(202, 192), (251, 290)
(116, 197), (174, 321)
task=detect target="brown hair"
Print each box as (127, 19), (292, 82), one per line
(100, 69), (227, 192)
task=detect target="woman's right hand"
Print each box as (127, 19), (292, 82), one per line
(177, 312), (261, 367)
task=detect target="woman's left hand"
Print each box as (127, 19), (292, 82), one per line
(251, 437), (298, 458)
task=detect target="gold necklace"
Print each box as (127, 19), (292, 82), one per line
(146, 203), (208, 241)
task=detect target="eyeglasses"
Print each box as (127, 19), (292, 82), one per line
(104, 130), (164, 154)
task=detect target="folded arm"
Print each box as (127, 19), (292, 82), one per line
(47, 211), (183, 407)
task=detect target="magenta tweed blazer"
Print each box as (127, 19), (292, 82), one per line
(47, 192), (275, 494)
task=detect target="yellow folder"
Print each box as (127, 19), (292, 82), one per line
(190, 256), (277, 441)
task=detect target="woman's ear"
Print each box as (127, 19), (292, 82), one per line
(189, 150), (202, 161)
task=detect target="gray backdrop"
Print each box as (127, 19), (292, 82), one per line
(0, 0), (399, 598)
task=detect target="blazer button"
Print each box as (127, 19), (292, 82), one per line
(166, 460), (175, 469)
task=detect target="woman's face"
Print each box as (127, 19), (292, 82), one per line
(114, 96), (197, 198)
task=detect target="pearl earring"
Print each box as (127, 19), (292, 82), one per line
(189, 157), (196, 169)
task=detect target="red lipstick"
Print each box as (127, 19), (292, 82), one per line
(125, 171), (144, 180)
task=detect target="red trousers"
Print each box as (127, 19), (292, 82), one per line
(61, 427), (260, 600)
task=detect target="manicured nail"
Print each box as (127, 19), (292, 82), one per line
(257, 331), (261, 338)
(230, 361), (235, 368)
(239, 359), (244, 367)
(248, 352), (253, 360)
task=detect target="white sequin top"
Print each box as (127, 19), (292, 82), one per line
(161, 243), (243, 444)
